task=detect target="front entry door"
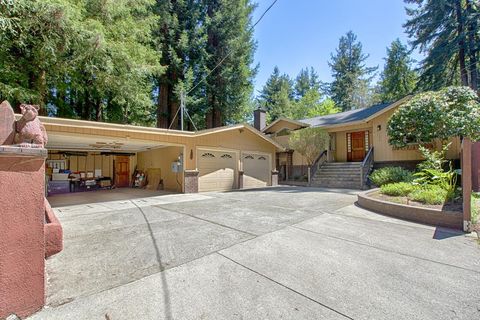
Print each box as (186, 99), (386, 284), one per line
(114, 156), (130, 187)
(348, 131), (366, 162)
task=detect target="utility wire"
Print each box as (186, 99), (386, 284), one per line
(168, 0), (279, 130)
(186, 0), (279, 95)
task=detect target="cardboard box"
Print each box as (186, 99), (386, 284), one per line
(52, 173), (69, 181)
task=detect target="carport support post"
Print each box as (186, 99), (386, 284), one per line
(462, 138), (472, 232)
(0, 146), (48, 319)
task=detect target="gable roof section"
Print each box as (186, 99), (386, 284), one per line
(262, 117), (310, 134)
(196, 123), (285, 150)
(300, 96), (411, 129)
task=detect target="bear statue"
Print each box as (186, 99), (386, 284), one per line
(14, 104), (48, 148)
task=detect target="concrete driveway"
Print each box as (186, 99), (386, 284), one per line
(30, 186), (479, 320)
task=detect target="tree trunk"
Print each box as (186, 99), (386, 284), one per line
(95, 100), (102, 121)
(466, 0), (478, 91)
(214, 108), (222, 127)
(157, 77), (169, 128)
(455, 0), (469, 87)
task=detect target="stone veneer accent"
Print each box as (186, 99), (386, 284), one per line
(184, 170), (199, 193)
(358, 189), (463, 229)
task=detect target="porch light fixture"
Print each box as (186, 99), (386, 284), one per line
(377, 125), (381, 131)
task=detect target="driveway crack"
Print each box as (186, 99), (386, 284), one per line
(216, 252), (355, 320)
(292, 226), (480, 274)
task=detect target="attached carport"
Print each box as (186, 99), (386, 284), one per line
(40, 117), (283, 196)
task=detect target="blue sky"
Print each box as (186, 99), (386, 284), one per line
(251, 0), (423, 95)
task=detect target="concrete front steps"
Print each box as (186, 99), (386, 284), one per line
(311, 162), (363, 189)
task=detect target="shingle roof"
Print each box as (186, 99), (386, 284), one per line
(300, 102), (392, 128)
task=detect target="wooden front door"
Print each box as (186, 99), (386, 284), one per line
(114, 156), (130, 187)
(347, 131), (366, 162)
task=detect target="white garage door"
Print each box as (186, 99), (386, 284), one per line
(198, 149), (237, 192)
(243, 153), (271, 188)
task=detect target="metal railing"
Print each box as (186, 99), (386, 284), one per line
(309, 150), (328, 185)
(360, 147), (374, 189)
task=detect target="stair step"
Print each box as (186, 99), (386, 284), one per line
(317, 169), (360, 174)
(311, 182), (362, 189)
(310, 162), (366, 189)
(312, 179), (361, 184)
(323, 162), (362, 166)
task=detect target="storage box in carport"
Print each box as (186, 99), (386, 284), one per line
(48, 180), (70, 195)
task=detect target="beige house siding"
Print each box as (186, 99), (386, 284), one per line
(137, 146), (184, 192)
(271, 133), (310, 166)
(266, 121), (304, 134)
(41, 117), (279, 192)
(328, 107), (461, 162)
(370, 108), (460, 162)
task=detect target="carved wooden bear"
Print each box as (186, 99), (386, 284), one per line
(15, 104), (48, 148)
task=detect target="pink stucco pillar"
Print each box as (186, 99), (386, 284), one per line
(0, 146), (48, 319)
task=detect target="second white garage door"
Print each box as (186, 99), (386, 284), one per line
(198, 149), (237, 192)
(243, 153), (271, 188)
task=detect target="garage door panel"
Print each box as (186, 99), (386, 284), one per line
(198, 150), (236, 192)
(243, 153), (270, 189)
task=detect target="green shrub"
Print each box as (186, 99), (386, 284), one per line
(409, 185), (448, 205)
(380, 182), (416, 197)
(472, 193), (480, 224)
(370, 167), (414, 186)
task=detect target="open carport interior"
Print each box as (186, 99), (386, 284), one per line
(45, 132), (185, 200)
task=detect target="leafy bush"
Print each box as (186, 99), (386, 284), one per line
(380, 182), (416, 197)
(409, 185), (448, 205)
(388, 86), (480, 148)
(370, 167), (414, 186)
(413, 144), (458, 199)
(472, 193), (480, 225)
(416, 143), (449, 172)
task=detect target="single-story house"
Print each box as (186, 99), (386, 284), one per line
(254, 97), (461, 188)
(38, 115), (284, 195)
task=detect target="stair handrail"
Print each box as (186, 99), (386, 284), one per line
(309, 150), (328, 184)
(360, 147), (374, 189)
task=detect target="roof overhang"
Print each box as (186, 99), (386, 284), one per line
(196, 123), (286, 151)
(312, 96), (412, 130)
(16, 115), (284, 152)
(262, 117), (310, 133)
(46, 132), (172, 153)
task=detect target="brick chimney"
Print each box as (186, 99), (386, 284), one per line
(253, 109), (266, 131)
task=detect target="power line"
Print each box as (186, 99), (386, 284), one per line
(169, 0), (279, 130)
(186, 0), (279, 95)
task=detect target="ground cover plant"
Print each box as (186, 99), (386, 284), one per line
(370, 167), (414, 187)
(377, 144), (460, 207)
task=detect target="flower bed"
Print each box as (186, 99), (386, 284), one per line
(358, 189), (463, 229)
